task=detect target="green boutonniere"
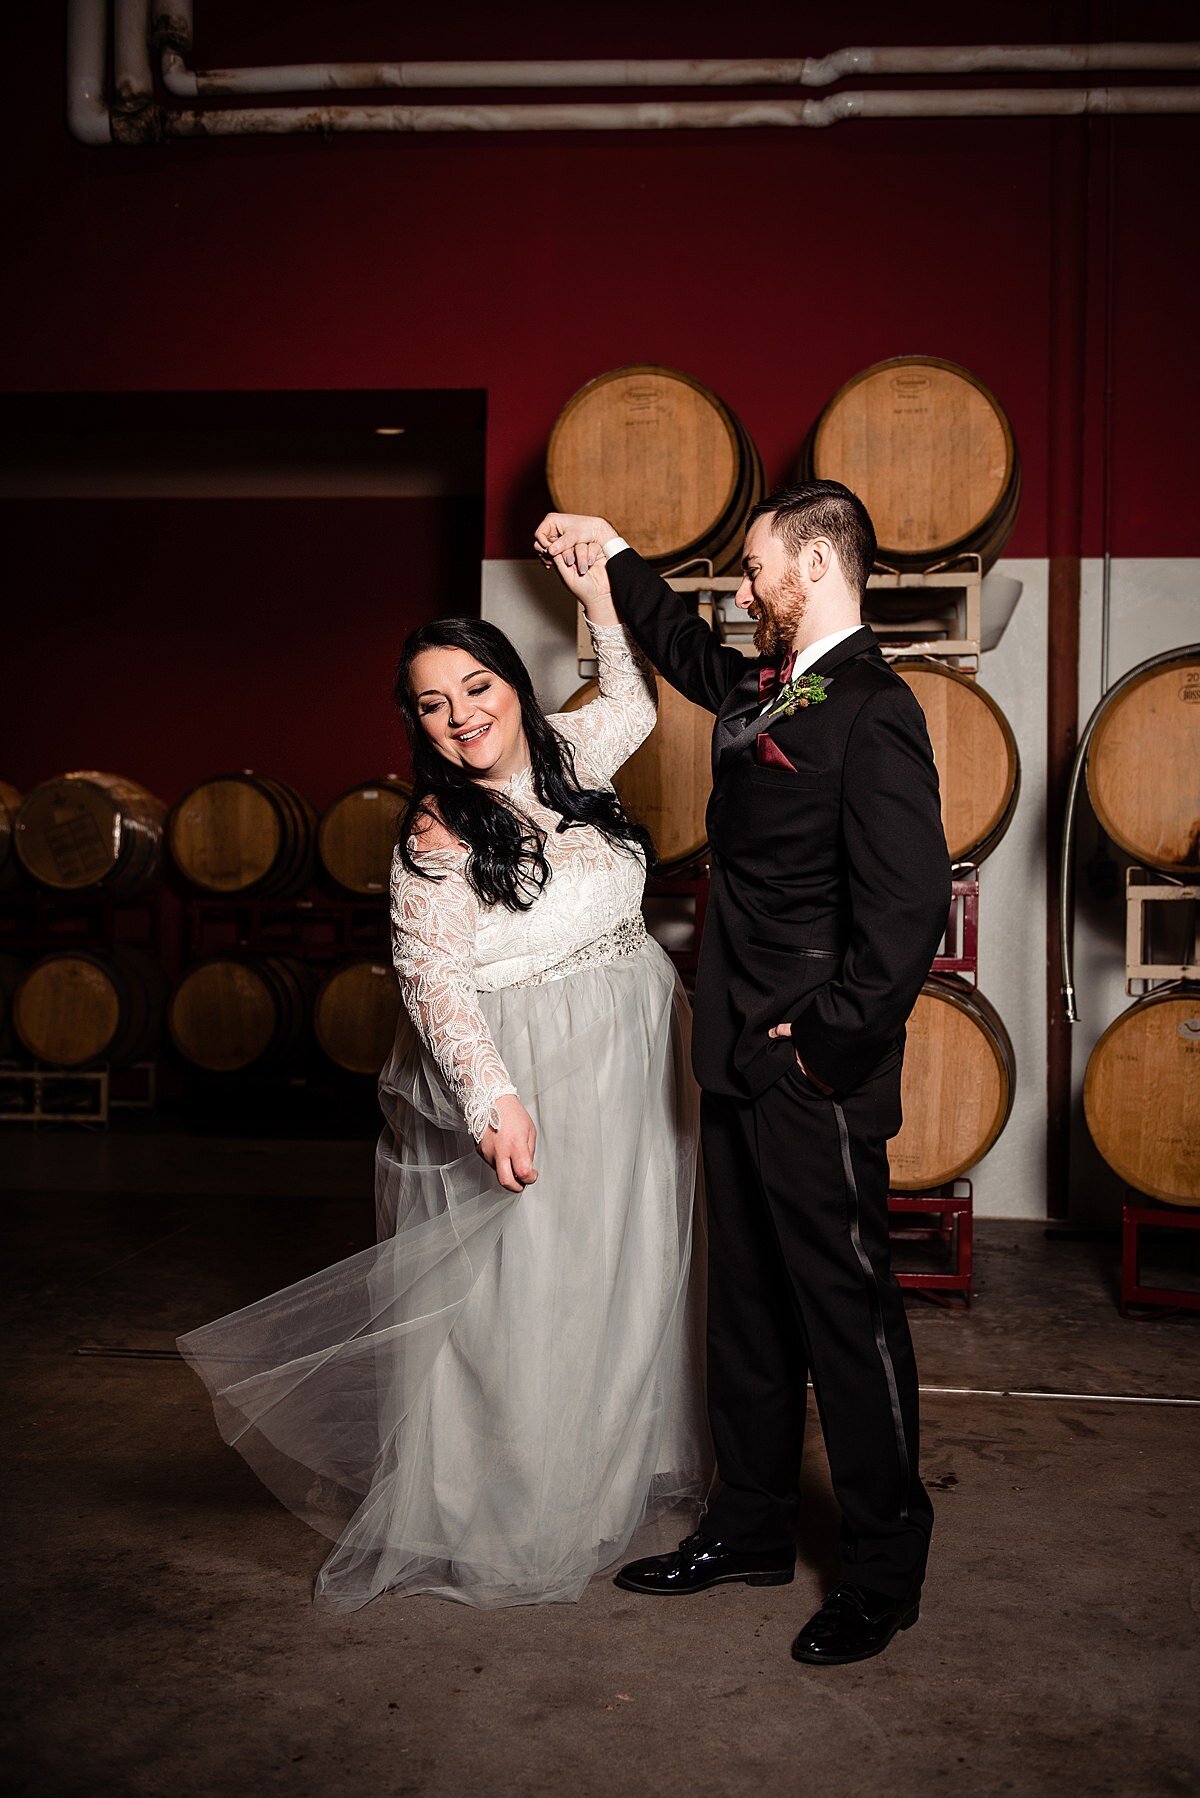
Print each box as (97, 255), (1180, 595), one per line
(765, 672), (831, 722)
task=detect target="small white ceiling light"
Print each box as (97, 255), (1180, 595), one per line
(374, 425), (406, 436)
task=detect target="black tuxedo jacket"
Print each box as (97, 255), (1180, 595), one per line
(608, 547), (952, 1099)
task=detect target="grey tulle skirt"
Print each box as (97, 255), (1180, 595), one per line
(177, 939), (712, 1611)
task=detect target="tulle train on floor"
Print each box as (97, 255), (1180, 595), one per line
(177, 940), (712, 1610)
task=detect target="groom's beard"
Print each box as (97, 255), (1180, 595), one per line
(751, 573), (809, 657)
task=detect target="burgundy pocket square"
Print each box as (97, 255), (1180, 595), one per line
(755, 734), (797, 772)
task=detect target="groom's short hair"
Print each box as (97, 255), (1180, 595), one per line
(747, 481), (877, 596)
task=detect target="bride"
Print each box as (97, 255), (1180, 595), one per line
(178, 552), (711, 1611)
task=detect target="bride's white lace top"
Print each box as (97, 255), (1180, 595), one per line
(389, 620), (658, 1140)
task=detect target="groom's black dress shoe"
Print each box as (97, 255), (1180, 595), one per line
(790, 1583), (920, 1665)
(615, 1532), (795, 1595)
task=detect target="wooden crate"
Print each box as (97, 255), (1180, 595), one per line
(1125, 868), (1199, 991)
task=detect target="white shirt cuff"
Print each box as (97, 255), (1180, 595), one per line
(602, 535), (630, 560)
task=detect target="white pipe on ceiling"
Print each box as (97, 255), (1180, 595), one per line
(66, 0), (111, 143)
(69, 4), (1200, 144)
(159, 87), (1200, 137)
(149, 11), (1200, 99)
(115, 0), (155, 112)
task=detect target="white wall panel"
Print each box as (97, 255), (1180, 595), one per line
(966, 560), (1048, 1219)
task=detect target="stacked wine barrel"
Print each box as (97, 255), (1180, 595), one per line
(1, 769), (411, 1087)
(1081, 652), (1200, 1208)
(2, 773), (172, 1076)
(15, 772), (165, 897)
(164, 771), (409, 1078)
(314, 959), (405, 1076)
(889, 981), (1016, 1192)
(546, 365), (765, 871)
(892, 660), (1020, 867)
(168, 954), (319, 1074)
(169, 773), (317, 900)
(13, 948), (166, 1070)
(796, 357), (1024, 1192)
(547, 365), (763, 576)
(318, 778), (413, 895)
(799, 355), (1020, 583)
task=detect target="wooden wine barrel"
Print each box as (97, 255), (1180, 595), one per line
(547, 365), (764, 574)
(168, 954), (317, 1073)
(317, 777), (411, 894)
(1085, 654), (1200, 875)
(561, 674), (712, 869)
(314, 958), (403, 1075)
(888, 976), (1016, 1190)
(168, 773), (316, 898)
(800, 356), (1020, 578)
(1084, 992), (1200, 1206)
(15, 773), (165, 896)
(894, 660), (1020, 865)
(13, 948), (165, 1068)
(0, 780), (22, 890)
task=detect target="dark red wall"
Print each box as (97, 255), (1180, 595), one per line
(2, 3), (1198, 800)
(1, 497), (480, 803)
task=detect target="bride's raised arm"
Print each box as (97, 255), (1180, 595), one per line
(544, 551), (658, 788)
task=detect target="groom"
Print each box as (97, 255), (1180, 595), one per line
(535, 483), (951, 1666)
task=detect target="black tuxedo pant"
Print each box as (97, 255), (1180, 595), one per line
(699, 1050), (933, 1600)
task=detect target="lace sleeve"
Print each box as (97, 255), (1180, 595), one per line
(389, 845), (519, 1142)
(551, 618), (658, 787)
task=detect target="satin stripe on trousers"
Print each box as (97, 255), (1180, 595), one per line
(699, 1051), (933, 1600)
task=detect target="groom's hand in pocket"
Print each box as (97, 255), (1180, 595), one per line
(479, 1093), (539, 1193)
(768, 1022), (834, 1095)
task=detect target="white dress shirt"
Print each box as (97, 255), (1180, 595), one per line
(785, 624), (862, 679)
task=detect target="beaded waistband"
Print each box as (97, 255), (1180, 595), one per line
(511, 915), (648, 989)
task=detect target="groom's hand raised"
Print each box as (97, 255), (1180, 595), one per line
(534, 512), (617, 573)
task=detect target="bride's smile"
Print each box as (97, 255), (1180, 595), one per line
(411, 646), (528, 783)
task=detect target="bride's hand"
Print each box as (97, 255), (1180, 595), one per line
(534, 511), (615, 571)
(478, 1093), (539, 1193)
(547, 546), (613, 612)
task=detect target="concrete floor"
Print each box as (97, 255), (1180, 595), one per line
(3, 1152), (1199, 1798)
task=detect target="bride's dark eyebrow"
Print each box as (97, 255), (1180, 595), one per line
(417, 668), (491, 697)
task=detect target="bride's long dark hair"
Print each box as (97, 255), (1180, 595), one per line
(394, 618), (655, 911)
